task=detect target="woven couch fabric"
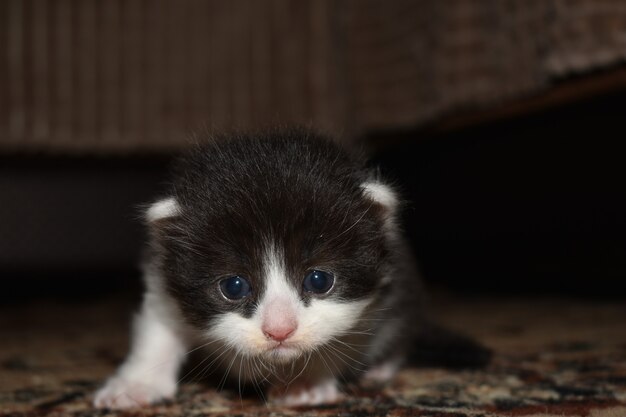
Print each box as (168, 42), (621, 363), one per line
(2, 0), (626, 154)
(1, 294), (625, 416)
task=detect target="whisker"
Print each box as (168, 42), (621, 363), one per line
(175, 341), (228, 386)
(217, 349), (239, 392)
(319, 345), (349, 385)
(339, 329), (375, 336)
(315, 346), (336, 382)
(286, 351), (312, 387)
(256, 358), (274, 385)
(238, 352), (244, 407)
(195, 344), (232, 382)
(326, 343), (368, 372)
(330, 337), (370, 356)
(250, 357), (268, 406)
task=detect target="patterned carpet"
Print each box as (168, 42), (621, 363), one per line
(1, 292), (625, 417)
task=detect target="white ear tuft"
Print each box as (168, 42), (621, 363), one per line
(146, 197), (181, 222)
(361, 181), (399, 214)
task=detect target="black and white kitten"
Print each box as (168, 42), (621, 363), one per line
(94, 129), (427, 409)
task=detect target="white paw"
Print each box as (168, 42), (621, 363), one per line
(270, 379), (342, 406)
(361, 361), (399, 387)
(93, 376), (176, 409)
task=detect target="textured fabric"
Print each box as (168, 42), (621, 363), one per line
(0, 0), (626, 153)
(2, 293), (625, 416)
(2, 1), (626, 153)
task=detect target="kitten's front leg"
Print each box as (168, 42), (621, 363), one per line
(267, 356), (344, 406)
(269, 378), (342, 406)
(94, 293), (187, 409)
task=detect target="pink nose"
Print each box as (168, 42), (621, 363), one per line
(262, 325), (296, 342)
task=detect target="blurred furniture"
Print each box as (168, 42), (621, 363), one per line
(2, 1), (626, 292)
(2, 0), (626, 153)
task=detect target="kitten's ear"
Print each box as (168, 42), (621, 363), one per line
(361, 180), (400, 226)
(146, 197), (181, 224)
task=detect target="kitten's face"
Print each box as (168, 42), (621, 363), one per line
(201, 244), (374, 363)
(152, 184), (394, 364)
(149, 133), (398, 364)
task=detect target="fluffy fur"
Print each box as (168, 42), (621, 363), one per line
(94, 129), (426, 409)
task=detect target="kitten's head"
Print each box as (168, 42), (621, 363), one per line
(148, 131), (399, 363)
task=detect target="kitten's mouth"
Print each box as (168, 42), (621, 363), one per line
(269, 341), (295, 351)
(264, 342), (301, 361)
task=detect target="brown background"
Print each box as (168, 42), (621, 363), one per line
(1, 0), (626, 296)
(3, 0), (626, 153)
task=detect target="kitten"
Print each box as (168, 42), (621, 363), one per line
(94, 128), (430, 409)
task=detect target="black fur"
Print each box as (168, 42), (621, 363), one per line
(155, 129), (393, 328)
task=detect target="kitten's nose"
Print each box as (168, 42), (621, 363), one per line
(262, 323), (296, 342)
(262, 297), (298, 342)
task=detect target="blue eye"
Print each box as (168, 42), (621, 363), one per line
(303, 270), (334, 294)
(219, 276), (251, 300)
